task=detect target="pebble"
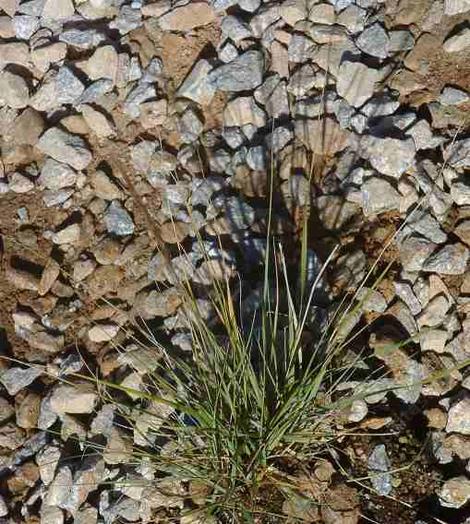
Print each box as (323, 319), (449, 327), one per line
(209, 50), (264, 92)
(37, 128), (92, 170)
(52, 223), (81, 245)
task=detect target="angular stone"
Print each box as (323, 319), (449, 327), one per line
(82, 45), (118, 81)
(446, 398), (470, 435)
(295, 117), (349, 154)
(81, 105), (115, 138)
(12, 14), (39, 39)
(224, 96), (266, 128)
(31, 42), (67, 73)
(337, 61), (379, 107)
(0, 367), (41, 396)
(49, 384), (97, 415)
(356, 23), (390, 58)
(443, 27), (470, 53)
(365, 137), (415, 178)
(38, 159), (77, 190)
(104, 201), (135, 236)
(439, 86), (469, 105)
(423, 243), (469, 275)
(37, 128), (92, 170)
(177, 59), (215, 105)
(209, 50), (264, 92)
(88, 323), (120, 343)
(158, 2), (215, 31)
(368, 444), (392, 496)
(361, 177), (401, 216)
(400, 236), (437, 272)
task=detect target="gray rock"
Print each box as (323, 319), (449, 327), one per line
(123, 82), (156, 118)
(239, 0), (260, 11)
(38, 159), (77, 190)
(337, 4), (366, 33)
(59, 28), (106, 49)
(12, 14), (39, 39)
(177, 59), (216, 105)
(447, 138), (470, 170)
(417, 295), (451, 328)
(406, 120), (444, 150)
(56, 66), (85, 104)
(368, 444), (392, 496)
(0, 366), (41, 396)
(446, 398), (470, 435)
(394, 282), (422, 315)
(400, 211), (447, 244)
(218, 40), (238, 63)
(400, 236), (437, 272)
(78, 79), (114, 105)
(109, 5), (141, 34)
(221, 15), (252, 41)
(288, 33), (315, 63)
(209, 50), (264, 92)
(356, 23), (390, 59)
(451, 180), (470, 206)
(439, 86), (469, 105)
(389, 30), (415, 52)
(337, 61), (379, 107)
(423, 243), (469, 275)
(443, 27), (470, 53)
(365, 137), (415, 178)
(361, 177), (401, 216)
(37, 128), (92, 170)
(179, 108), (203, 143)
(213, 195), (255, 229)
(104, 201), (135, 236)
(361, 94), (400, 117)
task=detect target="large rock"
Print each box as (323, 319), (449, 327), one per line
(38, 159), (77, 190)
(422, 243), (469, 275)
(446, 398), (470, 435)
(42, 0), (75, 19)
(209, 50), (264, 92)
(337, 61), (379, 107)
(356, 23), (390, 58)
(37, 128), (92, 170)
(361, 177), (401, 215)
(224, 96), (266, 128)
(0, 367), (41, 396)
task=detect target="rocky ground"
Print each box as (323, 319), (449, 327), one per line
(0, 0), (470, 522)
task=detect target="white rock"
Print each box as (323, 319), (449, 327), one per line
(81, 105), (115, 138)
(443, 27), (470, 53)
